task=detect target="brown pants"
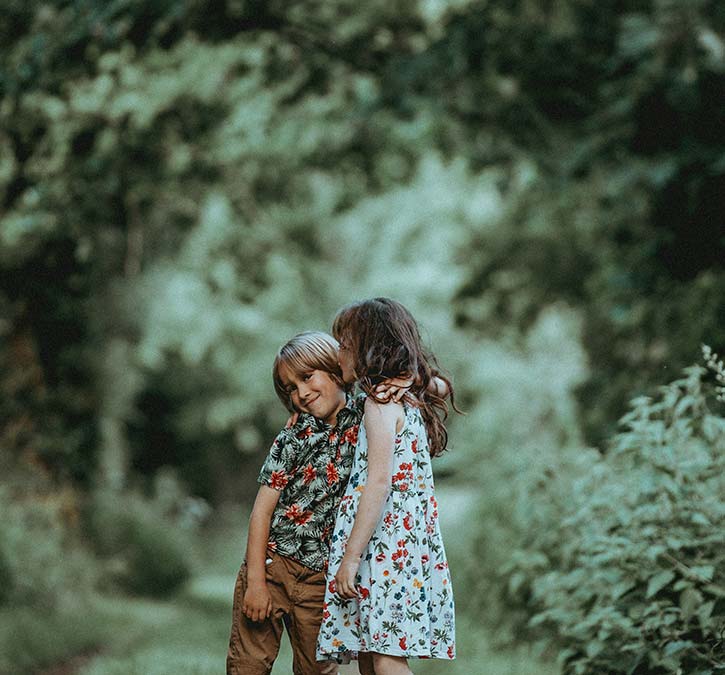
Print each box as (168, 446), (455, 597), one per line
(227, 552), (340, 675)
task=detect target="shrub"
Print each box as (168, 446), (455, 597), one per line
(501, 364), (725, 674)
(85, 486), (194, 597)
(0, 547), (14, 607)
(0, 487), (97, 609)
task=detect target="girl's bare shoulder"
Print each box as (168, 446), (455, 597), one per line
(364, 396), (405, 430)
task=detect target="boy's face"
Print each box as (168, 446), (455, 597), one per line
(278, 364), (347, 426)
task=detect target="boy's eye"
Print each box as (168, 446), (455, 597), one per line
(302, 373), (313, 381)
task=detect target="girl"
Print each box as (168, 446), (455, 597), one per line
(316, 298), (457, 675)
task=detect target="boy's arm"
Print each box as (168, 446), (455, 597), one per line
(334, 398), (401, 599)
(374, 374), (450, 402)
(242, 485), (281, 622)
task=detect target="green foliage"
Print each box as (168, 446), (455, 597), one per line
(498, 366), (725, 674)
(447, 0), (725, 444)
(85, 485), (194, 597)
(0, 487), (97, 609)
(0, 604), (110, 675)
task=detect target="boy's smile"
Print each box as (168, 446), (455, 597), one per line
(278, 364), (347, 426)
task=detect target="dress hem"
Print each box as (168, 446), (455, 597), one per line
(317, 649), (455, 661)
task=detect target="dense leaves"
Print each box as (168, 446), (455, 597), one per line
(448, 0), (725, 445)
(501, 366), (725, 674)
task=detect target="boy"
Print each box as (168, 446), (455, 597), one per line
(226, 331), (362, 675)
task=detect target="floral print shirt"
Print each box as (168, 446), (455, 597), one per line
(258, 393), (364, 571)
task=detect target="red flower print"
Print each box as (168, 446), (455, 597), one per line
(284, 503), (303, 520)
(268, 540), (277, 551)
(296, 426), (313, 439)
(375, 552), (386, 562)
(412, 439), (418, 453)
(435, 562), (448, 570)
(399, 636), (407, 650)
(397, 539), (406, 547)
(269, 470), (289, 490)
(326, 462), (339, 484)
(421, 554), (429, 564)
(328, 431), (338, 444)
(302, 463), (317, 484)
(342, 425), (358, 445)
(328, 579), (337, 594)
(358, 586), (370, 600)
(293, 509), (313, 526)
(403, 514), (413, 530)
(447, 645), (454, 659)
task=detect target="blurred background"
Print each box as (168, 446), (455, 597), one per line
(1, 1), (724, 673)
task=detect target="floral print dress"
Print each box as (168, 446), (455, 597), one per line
(316, 402), (456, 662)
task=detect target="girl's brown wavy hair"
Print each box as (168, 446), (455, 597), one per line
(332, 297), (458, 457)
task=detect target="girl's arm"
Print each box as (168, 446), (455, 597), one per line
(243, 485), (281, 621)
(334, 398), (402, 599)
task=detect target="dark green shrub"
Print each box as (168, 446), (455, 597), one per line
(0, 547), (14, 607)
(501, 365), (725, 674)
(86, 489), (192, 597)
(122, 506), (192, 597)
(0, 488), (97, 610)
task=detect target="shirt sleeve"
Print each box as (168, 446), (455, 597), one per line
(257, 427), (298, 491)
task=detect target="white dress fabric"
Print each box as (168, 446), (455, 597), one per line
(316, 402), (456, 662)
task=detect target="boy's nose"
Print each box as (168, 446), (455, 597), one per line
(298, 384), (312, 401)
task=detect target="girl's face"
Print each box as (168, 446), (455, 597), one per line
(277, 364), (346, 426)
(337, 334), (356, 384)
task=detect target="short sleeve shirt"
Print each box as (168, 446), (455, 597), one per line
(258, 393), (365, 571)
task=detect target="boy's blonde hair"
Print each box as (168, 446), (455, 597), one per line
(272, 331), (347, 412)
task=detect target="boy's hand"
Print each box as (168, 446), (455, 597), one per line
(243, 583), (273, 622)
(334, 555), (361, 599)
(374, 375), (414, 403)
(285, 411), (300, 428)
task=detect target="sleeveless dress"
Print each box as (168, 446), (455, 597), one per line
(316, 402), (456, 662)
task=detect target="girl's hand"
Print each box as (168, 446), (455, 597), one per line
(374, 375), (414, 403)
(243, 583), (273, 622)
(334, 555), (361, 599)
(285, 411), (300, 428)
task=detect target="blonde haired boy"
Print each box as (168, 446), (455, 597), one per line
(227, 332), (362, 675)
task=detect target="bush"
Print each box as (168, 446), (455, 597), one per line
(85, 485), (194, 597)
(0, 603), (110, 674)
(0, 487), (97, 610)
(501, 364), (725, 674)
